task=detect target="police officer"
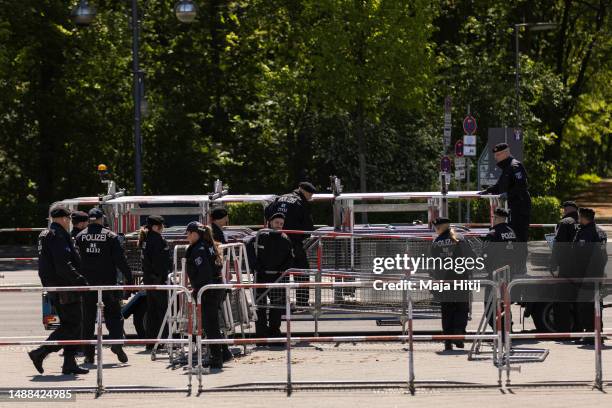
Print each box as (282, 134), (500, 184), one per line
(266, 181), (316, 307)
(572, 207), (608, 344)
(430, 217), (474, 351)
(209, 207), (229, 244)
(28, 204), (89, 375)
(75, 208), (133, 364)
(250, 213), (294, 339)
(479, 143), (531, 243)
(551, 201), (580, 332)
(70, 211), (89, 239)
(481, 208), (516, 330)
(138, 215), (171, 350)
(185, 222), (224, 368)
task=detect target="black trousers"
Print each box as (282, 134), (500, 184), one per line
(43, 295), (84, 359)
(441, 302), (469, 336)
(255, 273), (286, 336)
(292, 245), (310, 306)
(82, 292), (124, 355)
(201, 289), (224, 361)
(145, 290), (168, 340)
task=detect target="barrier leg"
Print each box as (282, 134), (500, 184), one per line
(197, 302), (203, 393)
(496, 286), (503, 387)
(96, 289), (104, 396)
(286, 286), (292, 396)
(408, 295), (415, 395)
(594, 285), (602, 390)
(504, 283), (512, 386)
(187, 300), (193, 394)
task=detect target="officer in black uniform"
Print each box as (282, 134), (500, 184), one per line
(75, 208), (133, 363)
(481, 208), (516, 330)
(479, 143), (531, 243)
(138, 215), (171, 350)
(572, 208), (608, 344)
(28, 204), (89, 375)
(430, 217), (474, 351)
(70, 211), (89, 240)
(209, 207), (229, 244)
(551, 201), (580, 332)
(185, 222), (225, 368)
(266, 181), (315, 307)
(249, 213), (294, 339)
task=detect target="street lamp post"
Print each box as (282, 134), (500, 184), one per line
(71, 0), (198, 194)
(514, 22), (557, 131)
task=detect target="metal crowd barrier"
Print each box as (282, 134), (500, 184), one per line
(503, 277), (612, 389)
(0, 284), (195, 396)
(196, 279), (501, 395)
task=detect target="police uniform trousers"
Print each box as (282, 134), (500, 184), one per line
(37, 293), (84, 360)
(82, 291), (124, 356)
(199, 288), (224, 361)
(145, 289), (169, 341)
(292, 243), (310, 307)
(441, 288), (470, 337)
(255, 272), (287, 336)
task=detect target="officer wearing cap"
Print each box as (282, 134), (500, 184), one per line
(481, 208), (516, 330)
(550, 201), (580, 331)
(479, 143), (531, 243)
(571, 207), (608, 344)
(70, 211), (89, 239)
(246, 213), (294, 340)
(265, 181), (316, 307)
(209, 207), (229, 244)
(138, 215), (171, 349)
(185, 221), (225, 368)
(430, 217), (475, 351)
(75, 208), (133, 364)
(28, 204), (89, 375)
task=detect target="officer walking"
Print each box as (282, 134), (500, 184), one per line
(481, 208), (516, 330)
(70, 211), (89, 239)
(430, 217), (474, 351)
(249, 213), (294, 339)
(28, 204), (89, 375)
(572, 207), (608, 345)
(266, 181), (316, 307)
(551, 201), (580, 332)
(75, 208), (133, 364)
(185, 222), (225, 369)
(138, 215), (171, 350)
(479, 143), (531, 243)
(209, 207), (229, 244)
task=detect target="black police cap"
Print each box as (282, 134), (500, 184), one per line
(186, 221), (204, 233)
(146, 215), (165, 227)
(578, 207), (595, 219)
(492, 143), (509, 153)
(432, 217), (450, 226)
(71, 211), (89, 223)
(49, 204), (71, 218)
(268, 212), (285, 222)
(210, 207), (228, 220)
(88, 208), (105, 220)
(561, 200), (578, 209)
(298, 181), (316, 194)
(494, 208), (510, 218)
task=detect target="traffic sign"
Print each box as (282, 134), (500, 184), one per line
(440, 156), (451, 172)
(463, 135), (476, 145)
(463, 115), (477, 135)
(513, 128), (522, 141)
(455, 169), (466, 180)
(455, 156), (466, 168)
(455, 140), (464, 157)
(444, 96), (452, 113)
(463, 145), (477, 156)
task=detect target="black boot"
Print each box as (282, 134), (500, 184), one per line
(206, 345), (223, 370)
(62, 355), (89, 375)
(453, 341), (465, 349)
(111, 345), (128, 363)
(28, 347), (49, 374)
(444, 341), (453, 351)
(222, 345), (233, 362)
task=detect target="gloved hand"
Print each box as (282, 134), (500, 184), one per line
(75, 275), (89, 286)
